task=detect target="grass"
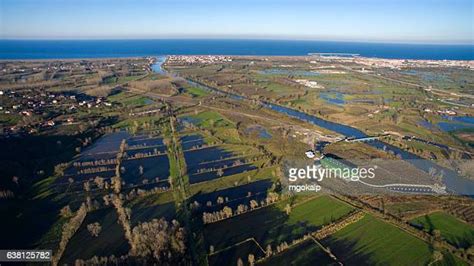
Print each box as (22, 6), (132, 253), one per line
(208, 239), (265, 266)
(263, 81), (299, 95)
(113, 116), (162, 129)
(120, 95), (153, 107)
(36, 216), (69, 250)
(323, 214), (433, 265)
(257, 239), (336, 266)
(287, 196), (354, 226)
(385, 201), (432, 216)
(185, 86), (210, 97)
(117, 75), (143, 84)
(0, 113), (21, 126)
(189, 166), (277, 196)
(108, 91), (153, 107)
(411, 211), (474, 249)
(185, 111), (234, 128)
(214, 128), (242, 143)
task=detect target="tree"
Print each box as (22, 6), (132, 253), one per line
(130, 218), (186, 264)
(433, 229), (441, 241)
(87, 222), (102, 237)
(223, 206), (233, 218)
(60, 205), (72, 218)
(111, 176), (121, 194)
(54, 204), (87, 266)
(266, 244), (272, 257)
(12, 176), (19, 186)
(83, 181), (90, 192)
(430, 251), (443, 265)
(237, 258), (244, 266)
(248, 254), (255, 266)
(94, 176), (105, 189)
(250, 200), (258, 210)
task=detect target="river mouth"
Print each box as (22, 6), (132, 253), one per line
(151, 56), (474, 196)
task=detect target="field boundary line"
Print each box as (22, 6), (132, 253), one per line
(209, 237), (264, 257)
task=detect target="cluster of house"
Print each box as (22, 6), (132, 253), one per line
(423, 108), (458, 116)
(167, 55), (232, 64)
(0, 89), (113, 136)
(312, 55), (474, 70)
(1, 58), (151, 85)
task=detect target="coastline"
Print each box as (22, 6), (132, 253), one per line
(1, 55), (473, 64)
(1, 39), (473, 61)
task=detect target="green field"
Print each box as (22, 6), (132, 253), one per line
(411, 211), (474, 249)
(108, 91), (154, 107)
(257, 239), (337, 266)
(208, 239), (265, 266)
(185, 86), (210, 97)
(203, 196), (354, 254)
(287, 195), (354, 226)
(184, 111), (234, 128)
(323, 214), (433, 265)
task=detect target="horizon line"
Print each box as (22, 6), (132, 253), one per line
(1, 37), (473, 46)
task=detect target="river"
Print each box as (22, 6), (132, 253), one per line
(152, 56), (474, 196)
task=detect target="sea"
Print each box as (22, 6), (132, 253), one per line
(0, 39), (473, 60)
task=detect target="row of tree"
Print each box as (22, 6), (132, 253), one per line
(202, 192), (279, 224)
(73, 158), (117, 167)
(53, 204), (87, 266)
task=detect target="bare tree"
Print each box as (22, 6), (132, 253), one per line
(266, 244), (272, 257)
(12, 176), (19, 186)
(94, 176), (105, 189)
(60, 205), (72, 218)
(248, 254), (255, 266)
(130, 218), (187, 264)
(83, 181), (90, 192)
(87, 222), (102, 237)
(237, 258), (244, 266)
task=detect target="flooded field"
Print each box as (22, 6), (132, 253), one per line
(59, 131), (171, 190)
(245, 125), (272, 139)
(180, 134), (206, 150)
(191, 179), (272, 214)
(181, 134), (259, 184)
(417, 116), (474, 132)
(320, 91), (346, 105)
(438, 116), (474, 132)
(122, 155), (170, 185)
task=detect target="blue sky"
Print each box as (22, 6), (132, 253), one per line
(0, 0), (472, 43)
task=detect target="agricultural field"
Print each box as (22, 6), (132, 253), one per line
(257, 240), (337, 266)
(411, 211), (474, 249)
(322, 214), (434, 265)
